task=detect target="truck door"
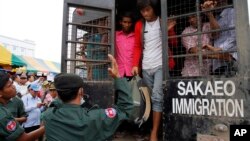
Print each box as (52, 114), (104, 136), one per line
(161, 0), (250, 141)
(61, 0), (115, 107)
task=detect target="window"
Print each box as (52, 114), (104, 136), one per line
(65, 6), (112, 81)
(164, 0), (238, 78)
(13, 46), (16, 51)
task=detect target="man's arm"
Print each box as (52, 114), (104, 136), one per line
(207, 12), (220, 37)
(219, 9), (236, 52)
(83, 55), (133, 141)
(114, 78), (133, 116)
(15, 117), (27, 123)
(16, 97), (27, 123)
(0, 108), (44, 141)
(86, 78), (133, 141)
(202, 44), (233, 61)
(201, 0), (220, 38)
(22, 96), (41, 112)
(106, 54), (133, 127)
(16, 126), (45, 141)
(168, 24), (178, 48)
(132, 21), (143, 75)
(181, 30), (198, 54)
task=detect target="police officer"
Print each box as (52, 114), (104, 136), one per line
(0, 71), (45, 141)
(5, 94), (27, 124)
(42, 54), (133, 141)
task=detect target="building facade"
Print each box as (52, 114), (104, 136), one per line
(0, 35), (35, 57)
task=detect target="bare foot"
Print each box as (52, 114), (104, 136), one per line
(150, 131), (158, 141)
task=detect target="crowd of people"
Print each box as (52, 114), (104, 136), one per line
(0, 0), (237, 141)
(0, 54), (133, 141)
(181, 0), (236, 76)
(0, 72), (58, 141)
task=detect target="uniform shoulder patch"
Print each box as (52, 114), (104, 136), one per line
(105, 108), (117, 118)
(6, 120), (17, 132)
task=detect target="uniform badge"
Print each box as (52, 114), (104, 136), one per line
(6, 120), (16, 132)
(105, 108), (117, 118)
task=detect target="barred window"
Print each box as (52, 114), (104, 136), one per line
(164, 0), (238, 78)
(65, 6), (112, 81)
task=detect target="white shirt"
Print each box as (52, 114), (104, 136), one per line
(22, 93), (43, 128)
(18, 83), (29, 96)
(143, 17), (162, 70)
(13, 81), (20, 94)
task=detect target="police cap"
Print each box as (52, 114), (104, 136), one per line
(49, 83), (56, 90)
(54, 73), (83, 91)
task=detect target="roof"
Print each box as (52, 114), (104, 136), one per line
(19, 56), (60, 73)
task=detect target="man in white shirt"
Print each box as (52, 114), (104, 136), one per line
(22, 83), (45, 133)
(18, 74), (29, 97)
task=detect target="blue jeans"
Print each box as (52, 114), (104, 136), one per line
(142, 66), (163, 112)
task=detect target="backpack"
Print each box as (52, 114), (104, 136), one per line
(129, 76), (151, 127)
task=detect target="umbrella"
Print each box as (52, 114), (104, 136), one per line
(0, 45), (26, 67)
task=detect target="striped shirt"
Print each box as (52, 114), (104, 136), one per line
(181, 23), (211, 76)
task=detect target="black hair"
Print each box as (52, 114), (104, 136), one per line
(119, 11), (135, 23)
(137, 0), (160, 16)
(57, 88), (79, 103)
(27, 75), (33, 79)
(11, 74), (19, 81)
(0, 71), (9, 90)
(118, 11), (135, 31)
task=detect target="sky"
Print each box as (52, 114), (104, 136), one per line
(0, 0), (250, 63)
(0, 0), (63, 63)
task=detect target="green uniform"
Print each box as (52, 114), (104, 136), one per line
(6, 97), (27, 118)
(42, 78), (133, 141)
(0, 105), (25, 141)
